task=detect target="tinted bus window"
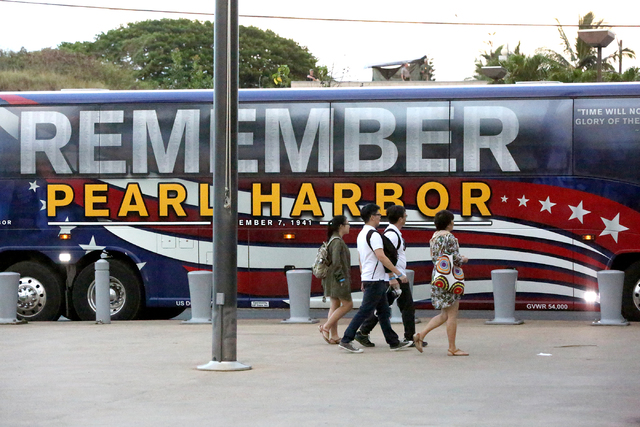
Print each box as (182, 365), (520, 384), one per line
(574, 98), (640, 184)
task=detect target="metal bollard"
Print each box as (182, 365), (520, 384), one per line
(592, 270), (629, 326)
(391, 270), (415, 324)
(95, 257), (111, 324)
(282, 269), (318, 324)
(182, 271), (213, 324)
(486, 269), (524, 325)
(0, 272), (24, 325)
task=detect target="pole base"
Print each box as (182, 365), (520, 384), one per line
(281, 318), (319, 324)
(592, 319), (630, 326)
(485, 318), (524, 325)
(181, 319), (212, 324)
(0, 318), (27, 325)
(197, 360), (252, 371)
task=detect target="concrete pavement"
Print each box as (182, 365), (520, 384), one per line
(1, 310), (639, 427)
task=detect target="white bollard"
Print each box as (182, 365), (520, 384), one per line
(592, 270), (629, 326)
(282, 269), (318, 324)
(95, 257), (111, 324)
(390, 269), (415, 323)
(0, 272), (24, 325)
(486, 269), (524, 325)
(182, 271), (213, 324)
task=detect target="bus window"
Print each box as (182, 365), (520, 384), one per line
(574, 98), (640, 185)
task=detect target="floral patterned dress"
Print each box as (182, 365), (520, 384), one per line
(430, 230), (464, 309)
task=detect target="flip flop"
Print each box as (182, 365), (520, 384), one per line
(413, 333), (423, 353)
(447, 348), (469, 356)
(328, 337), (341, 345)
(318, 324), (331, 344)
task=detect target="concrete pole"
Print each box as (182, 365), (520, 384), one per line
(0, 272), (24, 324)
(486, 269), (524, 325)
(282, 270), (317, 323)
(95, 255), (111, 324)
(182, 271), (213, 324)
(592, 270), (629, 326)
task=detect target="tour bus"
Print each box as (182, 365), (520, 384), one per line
(1, 83), (640, 321)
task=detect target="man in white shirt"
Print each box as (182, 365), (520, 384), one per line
(355, 205), (418, 347)
(338, 204), (412, 353)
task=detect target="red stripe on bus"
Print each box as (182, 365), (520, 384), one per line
(0, 95), (38, 105)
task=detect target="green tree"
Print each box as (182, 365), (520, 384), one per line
(61, 19), (214, 88)
(271, 64), (290, 87)
(239, 26), (317, 88)
(61, 19), (318, 89)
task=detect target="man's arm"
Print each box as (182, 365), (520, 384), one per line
(374, 248), (407, 283)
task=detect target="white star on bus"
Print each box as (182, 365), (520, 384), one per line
(79, 236), (106, 253)
(518, 195), (529, 206)
(539, 197), (556, 213)
(600, 213), (629, 243)
(568, 201), (591, 224)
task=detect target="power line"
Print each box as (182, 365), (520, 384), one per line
(2, 0), (640, 28)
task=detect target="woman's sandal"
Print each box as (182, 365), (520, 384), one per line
(447, 348), (469, 356)
(328, 337), (341, 345)
(318, 324), (331, 344)
(413, 333), (423, 353)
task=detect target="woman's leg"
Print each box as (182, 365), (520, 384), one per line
(444, 300), (462, 352)
(416, 308), (448, 341)
(325, 298), (353, 338)
(322, 297), (339, 333)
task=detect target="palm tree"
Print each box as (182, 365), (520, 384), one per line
(541, 12), (635, 81)
(473, 41), (507, 81)
(607, 40), (636, 74)
(475, 42), (549, 83)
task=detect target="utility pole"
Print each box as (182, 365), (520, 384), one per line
(198, 0), (250, 372)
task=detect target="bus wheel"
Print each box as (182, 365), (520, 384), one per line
(72, 260), (143, 321)
(6, 261), (64, 321)
(622, 261), (640, 321)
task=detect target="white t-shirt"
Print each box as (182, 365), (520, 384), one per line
(385, 224), (406, 275)
(357, 224), (385, 281)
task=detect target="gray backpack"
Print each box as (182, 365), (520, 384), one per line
(312, 236), (339, 279)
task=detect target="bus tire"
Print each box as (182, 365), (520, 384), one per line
(72, 259), (143, 321)
(622, 261), (640, 321)
(6, 261), (64, 321)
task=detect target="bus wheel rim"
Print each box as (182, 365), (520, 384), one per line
(17, 277), (47, 318)
(87, 279), (127, 316)
(633, 280), (640, 312)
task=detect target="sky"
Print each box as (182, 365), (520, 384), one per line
(0, 0), (638, 81)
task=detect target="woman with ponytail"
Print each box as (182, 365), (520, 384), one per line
(318, 215), (353, 344)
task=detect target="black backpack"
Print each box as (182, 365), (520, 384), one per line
(366, 229), (398, 273)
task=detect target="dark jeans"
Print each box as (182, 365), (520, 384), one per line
(341, 280), (400, 346)
(359, 281), (415, 341)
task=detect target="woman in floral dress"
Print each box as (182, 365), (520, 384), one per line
(413, 210), (469, 356)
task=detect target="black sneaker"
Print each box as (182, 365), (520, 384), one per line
(338, 341), (364, 353)
(354, 332), (375, 347)
(390, 340), (413, 351)
(406, 340), (428, 348)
